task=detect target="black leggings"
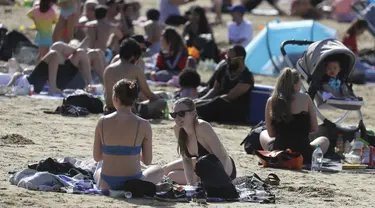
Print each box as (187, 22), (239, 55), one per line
(165, 15), (188, 26)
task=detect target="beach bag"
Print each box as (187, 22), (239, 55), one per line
(255, 150), (303, 170)
(123, 179), (156, 198)
(240, 121), (266, 154)
(63, 94), (103, 114)
(195, 154), (239, 199)
(0, 30), (35, 61)
(44, 104), (90, 117)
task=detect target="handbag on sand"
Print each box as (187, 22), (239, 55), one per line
(255, 149), (303, 170)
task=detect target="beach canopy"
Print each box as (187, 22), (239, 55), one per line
(244, 20), (338, 76)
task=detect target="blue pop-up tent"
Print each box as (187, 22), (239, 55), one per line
(245, 20), (338, 76)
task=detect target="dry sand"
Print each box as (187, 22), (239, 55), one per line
(1, 1), (375, 207)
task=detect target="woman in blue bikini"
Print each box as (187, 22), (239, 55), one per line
(93, 79), (164, 190)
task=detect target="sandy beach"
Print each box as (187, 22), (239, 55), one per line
(1, 0), (375, 207)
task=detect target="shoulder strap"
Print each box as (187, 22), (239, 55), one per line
(133, 120), (141, 146)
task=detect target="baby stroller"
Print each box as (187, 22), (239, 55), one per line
(280, 39), (367, 154)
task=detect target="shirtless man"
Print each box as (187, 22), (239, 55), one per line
(103, 38), (165, 115)
(143, 9), (164, 57)
(85, 5), (123, 63)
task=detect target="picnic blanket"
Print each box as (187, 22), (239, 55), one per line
(10, 157), (277, 204)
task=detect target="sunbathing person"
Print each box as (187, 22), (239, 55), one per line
(50, 38), (106, 82)
(103, 38), (165, 115)
(7, 39), (93, 94)
(259, 68), (330, 164)
(93, 79), (164, 190)
(163, 97), (237, 185)
(85, 5), (123, 64)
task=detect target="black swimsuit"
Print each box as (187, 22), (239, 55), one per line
(269, 111), (313, 164)
(186, 130), (237, 180)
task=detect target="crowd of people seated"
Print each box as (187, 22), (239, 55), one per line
(7, 0), (375, 194)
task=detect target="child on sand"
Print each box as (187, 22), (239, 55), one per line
(143, 9), (163, 57)
(321, 55), (358, 100)
(176, 68), (200, 99)
(27, 0), (57, 63)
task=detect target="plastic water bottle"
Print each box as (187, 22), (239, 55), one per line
(163, 103), (169, 120)
(311, 145), (323, 173)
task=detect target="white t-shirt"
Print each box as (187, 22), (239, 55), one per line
(228, 20), (253, 48)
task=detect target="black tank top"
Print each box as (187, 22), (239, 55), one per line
(185, 141), (210, 158)
(272, 111), (313, 163)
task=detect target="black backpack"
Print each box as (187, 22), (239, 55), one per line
(63, 94), (104, 114)
(0, 30), (37, 62)
(240, 121), (267, 154)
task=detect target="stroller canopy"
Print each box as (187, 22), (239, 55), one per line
(244, 20), (338, 77)
(298, 39), (356, 81)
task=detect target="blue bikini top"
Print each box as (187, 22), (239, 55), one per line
(101, 118), (142, 156)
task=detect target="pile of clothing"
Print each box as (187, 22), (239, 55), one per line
(9, 157), (103, 194)
(10, 157), (278, 204)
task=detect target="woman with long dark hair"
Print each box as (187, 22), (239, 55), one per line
(183, 6), (220, 61)
(259, 68), (330, 164)
(149, 28), (189, 82)
(163, 97), (236, 185)
(182, 6), (211, 47)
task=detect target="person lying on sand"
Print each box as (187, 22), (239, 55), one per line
(93, 79), (164, 190)
(7, 38), (93, 95)
(85, 5), (123, 64)
(163, 97), (237, 185)
(51, 38), (107, 83)
(103, 38), (165, 115)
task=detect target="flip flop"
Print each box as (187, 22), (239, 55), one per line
(264, 173), (280, 186)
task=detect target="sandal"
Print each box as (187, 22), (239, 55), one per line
(264, 173), (280, 186)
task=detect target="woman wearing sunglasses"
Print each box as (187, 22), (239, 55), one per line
(163, 97), (236, 185)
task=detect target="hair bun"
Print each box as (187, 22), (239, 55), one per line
(126, 81), (139, 99)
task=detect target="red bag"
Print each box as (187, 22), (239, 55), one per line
(255, 149), (303, 170)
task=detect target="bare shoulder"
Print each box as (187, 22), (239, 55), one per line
(138, 117), (151, 130)
(196, 120), (213, 132)
(267, 97), (273, 104)
(295, 92), (310, 101)
(295, 92), (311, 105)
(104, 64), (116, 75)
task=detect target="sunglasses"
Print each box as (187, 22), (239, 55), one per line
(170, 109), (193, 118)
(225, 55), (243, 62)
